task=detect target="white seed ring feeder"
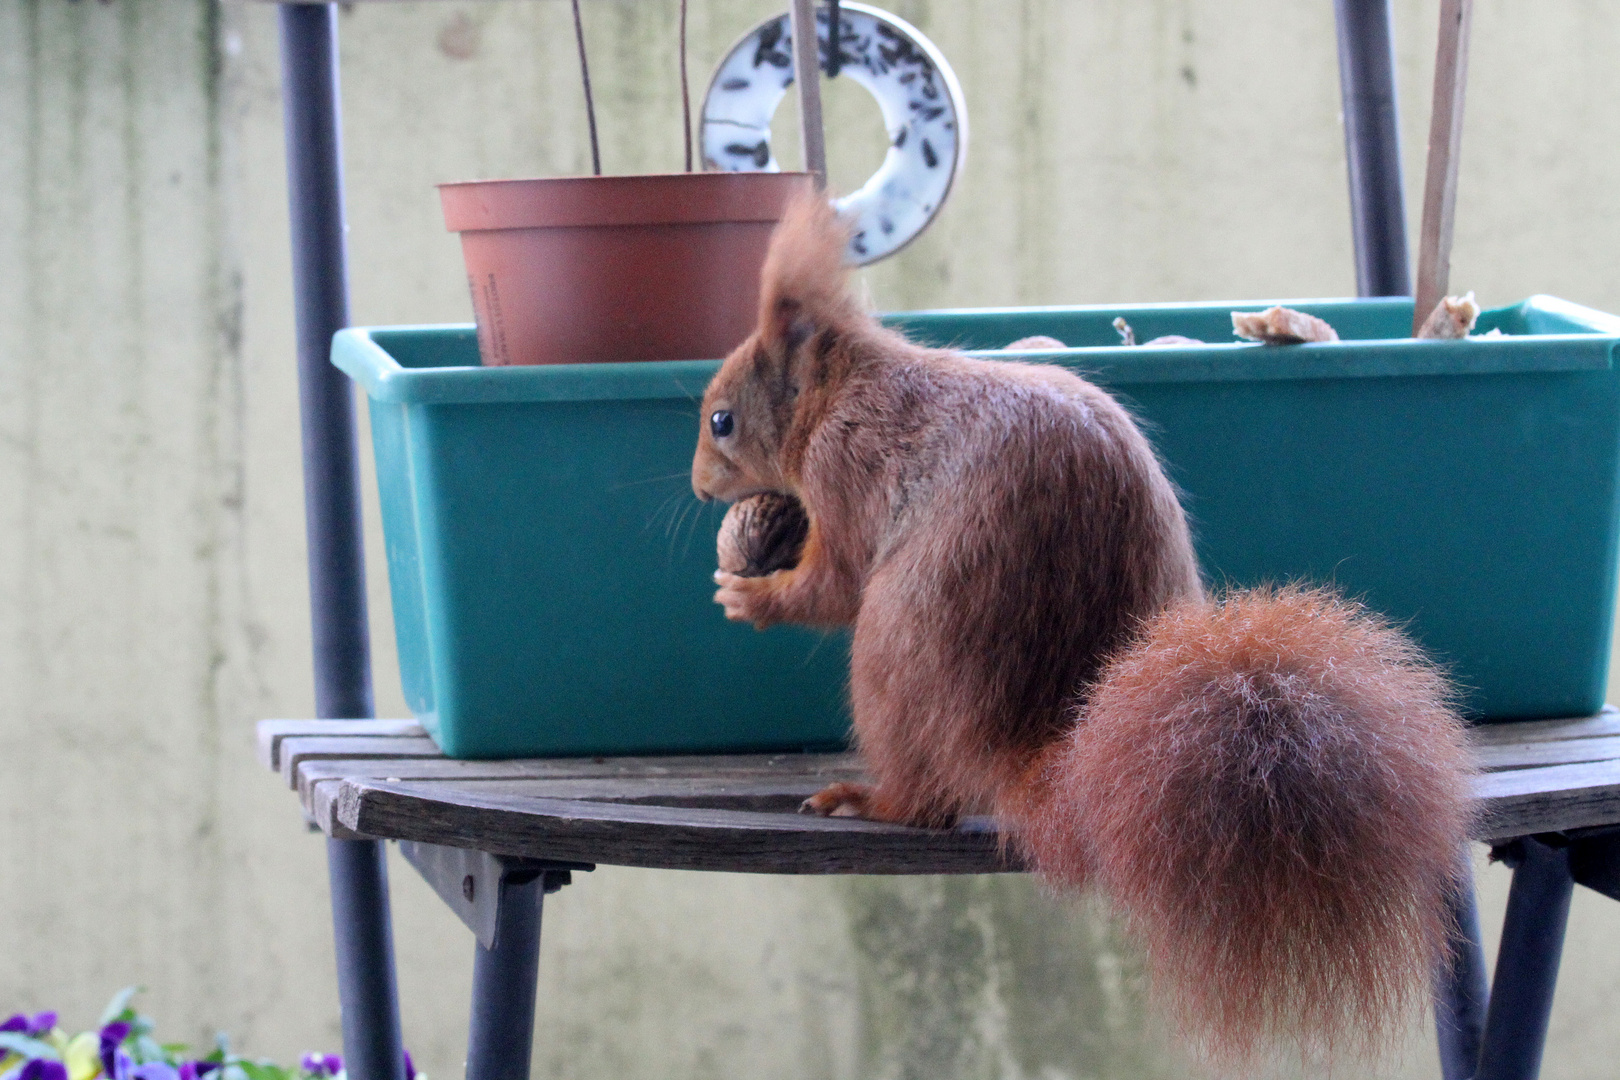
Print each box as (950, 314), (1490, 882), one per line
(700, 3), (969, 265)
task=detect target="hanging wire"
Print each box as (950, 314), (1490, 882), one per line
(572, 0), (602, 175)
(826, 0), (842, 77)
(680, 0), (693, 171)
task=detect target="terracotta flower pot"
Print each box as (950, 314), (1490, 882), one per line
(439, 172), (814, 366)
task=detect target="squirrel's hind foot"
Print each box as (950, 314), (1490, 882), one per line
(800, 782), (958, 828)
(800, 781), (873, 818)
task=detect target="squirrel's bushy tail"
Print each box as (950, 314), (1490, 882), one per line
(1021, 585), (1475, 1062)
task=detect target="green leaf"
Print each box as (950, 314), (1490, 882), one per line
(0, 1034), (60, 1061)
(238, 1060), (292, 1080)
(99, 988), (142, 1028)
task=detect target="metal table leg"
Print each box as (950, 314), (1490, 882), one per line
(327, 838), (408, 1080)
(1435, 852), (1491, 1080)
(1475, 837), (1574, 1080)
(398, 843), (590, 1080)
(279, 8), (404, 1080)
(466, 871), (545, 1080)
(465, 870), (576, 1080)
(1332, 0), (1413, 297)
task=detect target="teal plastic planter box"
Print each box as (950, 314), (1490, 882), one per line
(335, 295), (1620, 758)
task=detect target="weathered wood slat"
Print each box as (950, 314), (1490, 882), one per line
(337, 779), (1017, 875)
(278, 735), (444, 788)
(1474, 735), (1620, 771)
(390, 775), (857, 814)
(293, 751), (861, 783)
(294, 758), (559, 802)
(1468, 708), (1620, 747)
(258, 719), (426, 770)
(309, 779), (372, 841)
(292, 755), (865, 803)
(1473, 759), (1620, 841)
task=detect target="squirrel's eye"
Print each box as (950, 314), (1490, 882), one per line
(710, 410), (735, 438)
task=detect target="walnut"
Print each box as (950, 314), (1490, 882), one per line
(1005, 335), (1067, 350)
(1231, 306), (1340, 345)
(1416, 292), (1480, 339)
(717, 492), (810, 577)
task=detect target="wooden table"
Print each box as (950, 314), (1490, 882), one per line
(260, 710), (1620, 865)
(260, 711), (1620, 1080)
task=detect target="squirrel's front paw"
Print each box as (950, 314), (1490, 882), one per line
(713, 569), (782, 629)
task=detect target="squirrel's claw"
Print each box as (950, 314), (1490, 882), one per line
(800, 781), (874, 818)
(713, 568), (780, 629)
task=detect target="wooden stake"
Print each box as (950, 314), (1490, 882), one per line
(1413, 0), (1473, 335)
(789, 0), (827, 189)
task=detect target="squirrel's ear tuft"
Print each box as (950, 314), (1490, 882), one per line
(758, 192), (859, 347)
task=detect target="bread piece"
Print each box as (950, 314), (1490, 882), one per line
(1416, 292), (1480, 339)
(1231, 306), (1340, 345)
(717, 492), (810, 577)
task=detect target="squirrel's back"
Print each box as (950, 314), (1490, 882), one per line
(801, 345), (1203, 815)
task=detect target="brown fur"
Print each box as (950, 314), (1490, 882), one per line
(691, 194), (1476, 1063)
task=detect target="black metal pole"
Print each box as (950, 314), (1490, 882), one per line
(326, 837), (408, 1080)
(466, 872), (546, 1080)
(279, 10), (404, 1080)
(279, 0), (374, 721)
(1435, 854), (1491, 1080)
(1332, 0), (1413, 297)
(1475, 837), (1575, 1080)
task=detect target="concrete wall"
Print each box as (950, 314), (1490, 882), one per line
(3, 1), (1620, 1078)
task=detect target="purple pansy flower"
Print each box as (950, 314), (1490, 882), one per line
(99, 1022), (132, 1079)
(132, 1062), (178, 1080)
(0, 1014), (27, 1034)
(177, 1061), (220, 1080)
(27, 1014), (56, 1038)
(402, 1051), (414, 1080)
(20, 1062), (69, 1080)
(300, 1054), (343, 1079)
(300, 1055), (341, 1079)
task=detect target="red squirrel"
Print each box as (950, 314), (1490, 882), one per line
(690, 194), (1475, 1063)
